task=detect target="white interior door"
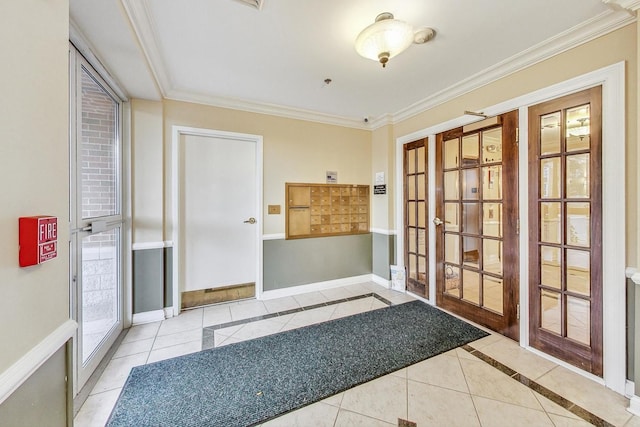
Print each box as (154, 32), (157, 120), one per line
(181, 133), (258, 293)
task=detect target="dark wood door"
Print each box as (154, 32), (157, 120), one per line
(528, 87), (603, 376)
(435, 110), (519, 340)
(404, 139), (428, 297)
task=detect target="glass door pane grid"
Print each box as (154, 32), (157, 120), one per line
(443, 129), (504, 315)
(405, 143), (427, 291)
(537, 103), (592, 345)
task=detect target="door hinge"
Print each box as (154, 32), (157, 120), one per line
(517, 304), (520, 320)
(515, 128), (519, 144)
(516, 219), (520, 235)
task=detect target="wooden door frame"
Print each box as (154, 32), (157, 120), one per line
(434, 110), (520, 340)
(528, 87), (603, 376)
(170, 126), (264, 316)
(394, 62), (625, 393)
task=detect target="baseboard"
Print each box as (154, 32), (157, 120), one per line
(0, 319), (77, 406)
(132, 309), (166, 325)
(260, 274), (374, 300)
(626, 379), (635, 398)
(371, 274), (391, 288)
(629, 395), (640, 416)
(163, 307), (174, 319)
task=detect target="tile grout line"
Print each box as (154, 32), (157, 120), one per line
(462, 345), (615, 427)
(202, 292), (394, 350)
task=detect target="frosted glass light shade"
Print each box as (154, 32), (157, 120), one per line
(355, 14), (414, 66)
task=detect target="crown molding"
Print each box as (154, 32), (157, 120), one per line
(122, 2), (634, 130)
(390, 8), (635, 125)
(165, 88), (369, 129)
(602, 0), (640, 11)
(121, 0), (172, 97)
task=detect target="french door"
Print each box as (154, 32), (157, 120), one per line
(70, 47), (124, 392)
(403, 139), (428, 298)
(434, 110), (519, 340)
(528, 87), (603, 376)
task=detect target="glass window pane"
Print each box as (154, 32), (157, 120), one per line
(566, 154), (590, 199)
(463, 236), (480, 268)
(81, 68), (119, 219)
(445, 265), (460, 297)
(407, 149), (415, 174)
(417, 229), (426, 256)
(418, 202), (426, 228)
(462, 203), (479, 234)
(418, 256), (426, 282)
(462, 169), (479, 200)
(444, 203), (459, 232)
(462, 134), (479, 166)
(567, 202), (590, 247)
(483, 239), (502, 275)
(444, 138), (459, 169)
(483, 276), (503, 314)
(566, 104), (590, 152)
(444, 171), (459, 200)
(417, 146), (425, 173)
(445, 234), (460, 264)
(408, 202), (416, 226)
(482, 128), (502, 163)
(540, 202), (562, 244)
(82, 227), (120, 362)
(482, 166), (502, 200)
(483, 203), (502, 237)
(408, 227), (416, 253)
(540, 246), (561, 290)
(541, 290), (561, 335)
(540, 112), (561, 155)
(540, 157), (561, 199)
(407, 176), (416, 200)
(567, 249), (590, 296)
(417, 174), (426, 199)
(462, 270), (480, 305)
(409, 254), (417, 281)
(567, 296), (590, 345)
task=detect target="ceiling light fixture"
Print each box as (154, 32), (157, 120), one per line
(355, 12), (435, 68)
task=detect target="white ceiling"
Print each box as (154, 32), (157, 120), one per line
(69, 0), (632, 127)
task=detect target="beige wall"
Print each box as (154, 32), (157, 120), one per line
(371, 124), (395, 231)
(0, 0), (69, 370)
(131, 99), (165, 244)
(162, 100), (372, 236)
(388, 23), (638, 265)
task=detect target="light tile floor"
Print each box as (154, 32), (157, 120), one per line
(75, 281), (639, 426)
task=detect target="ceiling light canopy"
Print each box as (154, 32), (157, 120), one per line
(355, 12), (434, 68)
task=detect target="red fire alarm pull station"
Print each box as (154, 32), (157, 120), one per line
(19, 216), (58, 267)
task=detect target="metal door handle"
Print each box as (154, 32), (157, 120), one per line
(243, 217), (256, 224)
(433, 217), (444, 226)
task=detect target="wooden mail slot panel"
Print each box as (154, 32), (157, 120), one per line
(286, 182), (369, 239)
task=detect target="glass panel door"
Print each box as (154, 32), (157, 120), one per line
(435, 110), (519, 340)
(70, 49), (124, 393)
(528, 87), (602, 376)
(404, 139), (428, 297)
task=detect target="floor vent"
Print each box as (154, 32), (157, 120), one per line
(233, 0), (265, 10)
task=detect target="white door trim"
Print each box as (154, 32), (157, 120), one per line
(171, 126), (264, 315)
(395, 61), (626, 393)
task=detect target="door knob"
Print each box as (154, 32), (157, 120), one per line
(433, 217), (444, 226)
(243, 217), (256, 224)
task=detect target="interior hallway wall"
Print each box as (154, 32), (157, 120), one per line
(0, 0), (71, 422)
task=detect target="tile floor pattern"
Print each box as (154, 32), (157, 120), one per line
(75, 282), (640, 426)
